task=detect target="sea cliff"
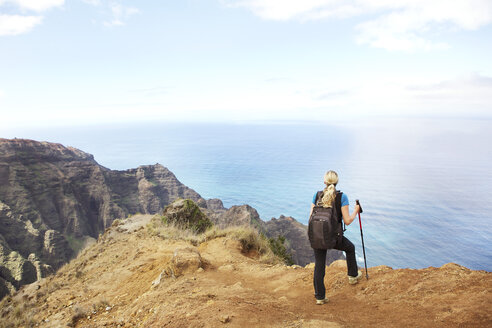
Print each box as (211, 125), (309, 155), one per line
(0, 138), (341, 298)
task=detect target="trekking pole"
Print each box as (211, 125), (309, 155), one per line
(356, 200), (369, 280)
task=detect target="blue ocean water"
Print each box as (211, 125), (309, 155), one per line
(4, 118), (492, 271)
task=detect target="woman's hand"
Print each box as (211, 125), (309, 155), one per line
(354, 204), (360, 214)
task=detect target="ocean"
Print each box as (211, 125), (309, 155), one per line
(4, 118), (492, 271)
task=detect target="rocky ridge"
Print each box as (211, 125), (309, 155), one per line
(1, 214), (489, 328)
(0, 138), (337, 298)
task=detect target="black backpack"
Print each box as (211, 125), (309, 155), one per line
(308, 191), (343, 249)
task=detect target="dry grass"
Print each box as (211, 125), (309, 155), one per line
(147, 215), (201, 243)
(69, 305), (87, 327)
(147, 216), (281, 264)
(91, 297), (110, 312)
(0, 296), (37, 328)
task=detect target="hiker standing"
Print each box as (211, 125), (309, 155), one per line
(308, 170), (361, 305)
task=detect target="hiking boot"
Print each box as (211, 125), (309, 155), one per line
(316, 298), (329, 305)
(348, 270), (363, 285)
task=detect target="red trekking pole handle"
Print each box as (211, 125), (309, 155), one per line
(356, 199), (369, 280)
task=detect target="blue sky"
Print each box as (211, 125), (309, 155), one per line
(1, 0), (492, 127)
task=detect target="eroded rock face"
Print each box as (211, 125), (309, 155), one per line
(42, 230), (72, 270)
(0, 277), (15, 300)
(205, 198), (225, 211)
(0, 245), (37, 291)
(215, 205), (264, 231)
(0, 138), (209, 298)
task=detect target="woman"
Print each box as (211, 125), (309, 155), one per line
(309, 170), (361, 305)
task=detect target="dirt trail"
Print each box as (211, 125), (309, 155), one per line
(11, 215), (492, 327)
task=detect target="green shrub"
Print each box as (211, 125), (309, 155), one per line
(160, 199), (212, 233)
(267, 235), (294, 265)
(65, 234), (85, 254)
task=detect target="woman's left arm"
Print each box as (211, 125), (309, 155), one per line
(341, 204), (360, 226)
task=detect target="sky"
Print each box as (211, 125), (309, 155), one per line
(1, 0), (492, 128)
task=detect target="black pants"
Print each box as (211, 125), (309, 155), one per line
(313, 236), (358, 300)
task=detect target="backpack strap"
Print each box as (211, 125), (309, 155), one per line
(314, 191), (324, 206)
(336, 191), (346, 232)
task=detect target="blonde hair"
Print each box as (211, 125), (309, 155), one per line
(319, 170), (339, 208)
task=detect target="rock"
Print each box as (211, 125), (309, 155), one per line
(374, 265), (393, 272)
(441, 263), (468, 271)
(264, 215), (344, 267)
(43, 230), (72, 270)
(329, 260), (347, 269)
(0, 250), (37, 287)
(162, 199), (212, 233)
(218, 264), (236, 272)
(152, 270), (166, 287)
(219, 315), (231, 323)
(232, 282), (242, 288)
(171, 247), (202, 276)
(216, 205), (264, 231)
(205, 198), (225, 211)
(305, 263), (315, 269)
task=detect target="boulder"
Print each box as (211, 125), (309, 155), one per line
(171, 247), (202, 276)
(329, 259), (347, 269)
(162, 199), (212, 233)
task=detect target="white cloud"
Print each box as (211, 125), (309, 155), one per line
(310, 73), (492, 117)
(82, 0), (101, 5)
(82, 0), (140, 27)
(103, 2), (140, 27)
(222, 0), (492, 51)
(404, 74), (492, 111)
(0, 14), (42, 35)
(222, 0), (361, 21)
(0, 0), (64, 12)
(0, 0), (63, 36)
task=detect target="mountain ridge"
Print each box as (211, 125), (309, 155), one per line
(0, 138), (340, 299)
